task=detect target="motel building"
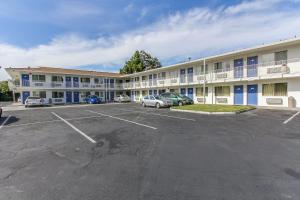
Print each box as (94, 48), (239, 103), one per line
(5, 38), (300, 108)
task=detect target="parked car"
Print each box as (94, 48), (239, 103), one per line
(159, 92), (184, 106)
(179, 94), (194, 105)
(84, 95), (102, 104)
(25, 97), (46, 107)
(114, 94), (131, 102)
(0, 106), (2, 118)
(141, 95), (172, 108)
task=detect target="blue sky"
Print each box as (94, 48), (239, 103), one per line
(1, 0), (300, 80)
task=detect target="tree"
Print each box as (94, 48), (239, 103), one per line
(120, 50), (161, 74)
(0, 81), (9, 95)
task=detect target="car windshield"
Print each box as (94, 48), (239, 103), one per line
(90, 95), (98, 98)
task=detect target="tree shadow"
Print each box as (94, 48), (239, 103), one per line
(0, 116), (19, 126)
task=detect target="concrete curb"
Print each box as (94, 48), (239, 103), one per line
(170, 108), (238, 115)
(3, 102), (122, 112)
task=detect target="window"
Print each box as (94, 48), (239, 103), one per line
(80, 77), (90, 83)
(39, 91), (46, 98)
(142, 90), (147, 96)
(32, 75), (46, 82)
(52, 76), (63, 82)
(196, 87), (208, 96)
(161, 72), (166, 79)
(95, 92), (100, 97)
(81, 91), (91, 98)
(135, 77), (139, 81)
(215, 86), (230, 96)
(275, 50), (287, 64)
(52, 92), (64, 98)
(214, 62), (223, 72)
(262, 83), (287, 96)
(94, 78), (99, 84)
(169, 71), (178, 78)
(142, 76), (146, 81)
(32, 91), (39, 97)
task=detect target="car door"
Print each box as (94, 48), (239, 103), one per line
(149, 96), (156, 106)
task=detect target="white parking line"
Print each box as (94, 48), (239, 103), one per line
(52, 112), (97, 144)
(0, 115), (11, 130)
(3, 115), (102, 128)
(283, 111), (300, 124)
(86, 110), (157, 130)
(117, 108), (196, 121)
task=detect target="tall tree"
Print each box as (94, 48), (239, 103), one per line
(120, 50), (161, 74)
(0, 81), (9, 95)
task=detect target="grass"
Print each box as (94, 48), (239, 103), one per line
(172, 104), (255, 113)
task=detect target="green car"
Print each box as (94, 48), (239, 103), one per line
(178, 94), (194, 105)
(159, 92), (184, 106)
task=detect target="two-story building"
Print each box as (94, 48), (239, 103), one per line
(6, 67), (122, 104)
(6, 38), (300, 108)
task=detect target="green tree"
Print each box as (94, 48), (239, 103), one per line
(120, 50), (161, 74)
(0, 81), (9, 95)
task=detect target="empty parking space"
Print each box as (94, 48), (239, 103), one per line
(1, 103), (300, 200)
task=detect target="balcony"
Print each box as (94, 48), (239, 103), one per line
(66, 81), (72, 88)
(51, 82), (64, 88)
(81, 83), (90, 88)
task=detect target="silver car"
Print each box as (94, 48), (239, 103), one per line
(141, 95), (172, 108)
(25, 97), (46, 108)
(114, 94), (131, 102)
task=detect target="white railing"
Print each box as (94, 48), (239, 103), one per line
(119, 58), (300, 89)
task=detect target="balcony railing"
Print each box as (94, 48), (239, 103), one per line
(51, 82), (64, 87)
(120, 58), (300, 89)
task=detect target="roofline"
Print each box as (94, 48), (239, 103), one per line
(5, 37), (300, 78)
(122, 37), (300, 77)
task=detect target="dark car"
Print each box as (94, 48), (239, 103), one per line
(179, 94), (194, 105)
(159, 92), (184, 106)
(84, 95), (102, 104)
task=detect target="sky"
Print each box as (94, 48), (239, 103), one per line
(1, 0), (300, 80)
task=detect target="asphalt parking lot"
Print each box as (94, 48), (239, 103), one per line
(0, 103), (300, 200)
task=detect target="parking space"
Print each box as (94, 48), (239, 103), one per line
(1, 103), (300, 200)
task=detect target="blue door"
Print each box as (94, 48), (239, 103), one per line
(234, 85), (244, 105)
(66, 77), (72, 88)
(247, 84), (258, 105)
(66, 91), (72, 103)
(234, 58), (244, 78)
(73, 92), (79, 103)
(188, 88), (193, 99)
(180, 88), (186, 96)
(22, 91), (30, 104)
(110, 91), (115, 101)
(180, 69), (186, 83)
(187, 68), (193, 82)
(21, 74), (30, 87)
(247, 56), (258, 77)
(131, 91), (135, 101)
(73, 77), (79, 87)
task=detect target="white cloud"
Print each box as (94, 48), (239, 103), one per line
(1, 0), (300, 80)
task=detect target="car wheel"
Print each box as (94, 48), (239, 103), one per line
(178, 101), (183, 106)
(156, 103), (160, 109)
(142, 102), (146, 107)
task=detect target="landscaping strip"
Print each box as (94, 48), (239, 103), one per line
(170, 104), (255, 115)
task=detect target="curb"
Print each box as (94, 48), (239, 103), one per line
(2, 102), (122, 112)
(170, 108), (238, 115)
